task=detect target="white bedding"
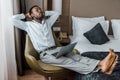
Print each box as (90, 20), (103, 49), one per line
(70, 35), (120, 54)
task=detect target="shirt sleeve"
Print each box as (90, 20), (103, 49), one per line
(11, 13), (28, 31)
(45, 11), (60, 28)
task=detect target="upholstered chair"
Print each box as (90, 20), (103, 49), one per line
(24, 32), (75, 80)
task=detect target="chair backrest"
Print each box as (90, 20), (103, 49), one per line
(25, 34), (39, 60)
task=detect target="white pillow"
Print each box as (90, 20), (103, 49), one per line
(72, 16), (109, 42)
(72, 16), (105, 22)
(72, 16), (105, 31)
(111, 19), (120, 40)
(72, 16), (106, 40)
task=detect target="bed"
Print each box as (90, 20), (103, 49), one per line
(70, 36), (120, 80)
(70, 25), (120, 80)
(69, 0), (120, 80)
(71, 35), (120, 53)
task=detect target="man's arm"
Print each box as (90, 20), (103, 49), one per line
(45, 11), (60, 28)
(11, 13), (28, 31)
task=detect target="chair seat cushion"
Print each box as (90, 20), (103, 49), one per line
(38, 60), (64, 71)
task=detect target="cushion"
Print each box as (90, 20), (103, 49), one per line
(111, 19), (120, 40)
(83, 23), (109, 45)
(53, 42), (77, 58)
(75, 52), (120, 80)
(72, 16), (109, 42)
(72, 16), (105, 41)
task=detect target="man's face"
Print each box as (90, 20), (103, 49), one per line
(31, 7), (43, 20)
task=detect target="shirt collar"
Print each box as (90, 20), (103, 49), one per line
(32, 20), (45, 24)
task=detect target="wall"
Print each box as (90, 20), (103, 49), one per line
(53, 0), (70, 34)
(25, 0), (43, 12)
(70, 0), (120, 19)
(14, 0), (25, 75)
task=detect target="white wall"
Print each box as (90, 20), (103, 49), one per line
(0, 0), (17, 80)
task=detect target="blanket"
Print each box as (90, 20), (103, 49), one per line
(75, 52), (120, 80)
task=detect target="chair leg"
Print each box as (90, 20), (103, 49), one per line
(45, 76), (52, 80)
(44, 76), (49, 80)
(48, 77), (52, 80)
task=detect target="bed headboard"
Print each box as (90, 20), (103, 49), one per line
(69, 0), (120, 35)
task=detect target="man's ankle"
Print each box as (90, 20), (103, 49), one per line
(97, 61), (102, 70)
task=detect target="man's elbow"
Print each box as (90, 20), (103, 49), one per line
(9, 17), (14, 24)
(11, 15), (18, 20)
(9, 17), (17, 27)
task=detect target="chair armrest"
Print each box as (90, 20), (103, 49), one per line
(24, 34), (41, 71)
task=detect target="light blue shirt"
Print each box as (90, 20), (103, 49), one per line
(12, 11), (60, 52)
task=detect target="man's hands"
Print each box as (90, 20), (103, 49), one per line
(25, 13), (32, 20)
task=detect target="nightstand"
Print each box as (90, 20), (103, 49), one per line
(53, 31), (70, 46)
(58, 38), (70, 46)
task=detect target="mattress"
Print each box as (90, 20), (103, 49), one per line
(70, 35), (120, 54)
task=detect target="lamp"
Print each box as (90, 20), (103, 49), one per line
(52, 0), (62, 15)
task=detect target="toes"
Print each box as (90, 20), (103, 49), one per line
(109, 48), (114, 53)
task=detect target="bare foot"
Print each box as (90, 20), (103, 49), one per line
(98, 49), (116, 72)
(104, 55), (118, 74)
(109, 48), (115, 56)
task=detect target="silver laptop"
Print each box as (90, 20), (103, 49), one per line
(52, 42), (77, 58)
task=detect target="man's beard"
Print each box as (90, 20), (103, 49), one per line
(35, 16), (43, 21)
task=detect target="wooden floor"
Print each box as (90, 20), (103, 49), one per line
(17, 70), (46, 80)
(18, 70), (75, 80)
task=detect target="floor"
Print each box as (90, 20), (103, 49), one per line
(17, 70), (46, 80)
(18, 70), (75, 80)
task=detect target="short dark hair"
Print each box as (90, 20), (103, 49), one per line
(29, 5), (42, 15)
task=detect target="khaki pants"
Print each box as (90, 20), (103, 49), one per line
(40, 47), (100, 74)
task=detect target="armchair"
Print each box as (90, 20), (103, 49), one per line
(24, 32), (75, 80)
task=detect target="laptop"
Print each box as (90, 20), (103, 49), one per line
(52, 42), (77, 58)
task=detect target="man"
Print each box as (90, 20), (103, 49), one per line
(11, 5), (118, 74)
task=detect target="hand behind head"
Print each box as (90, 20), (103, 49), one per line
(25, 13), (32, 20)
